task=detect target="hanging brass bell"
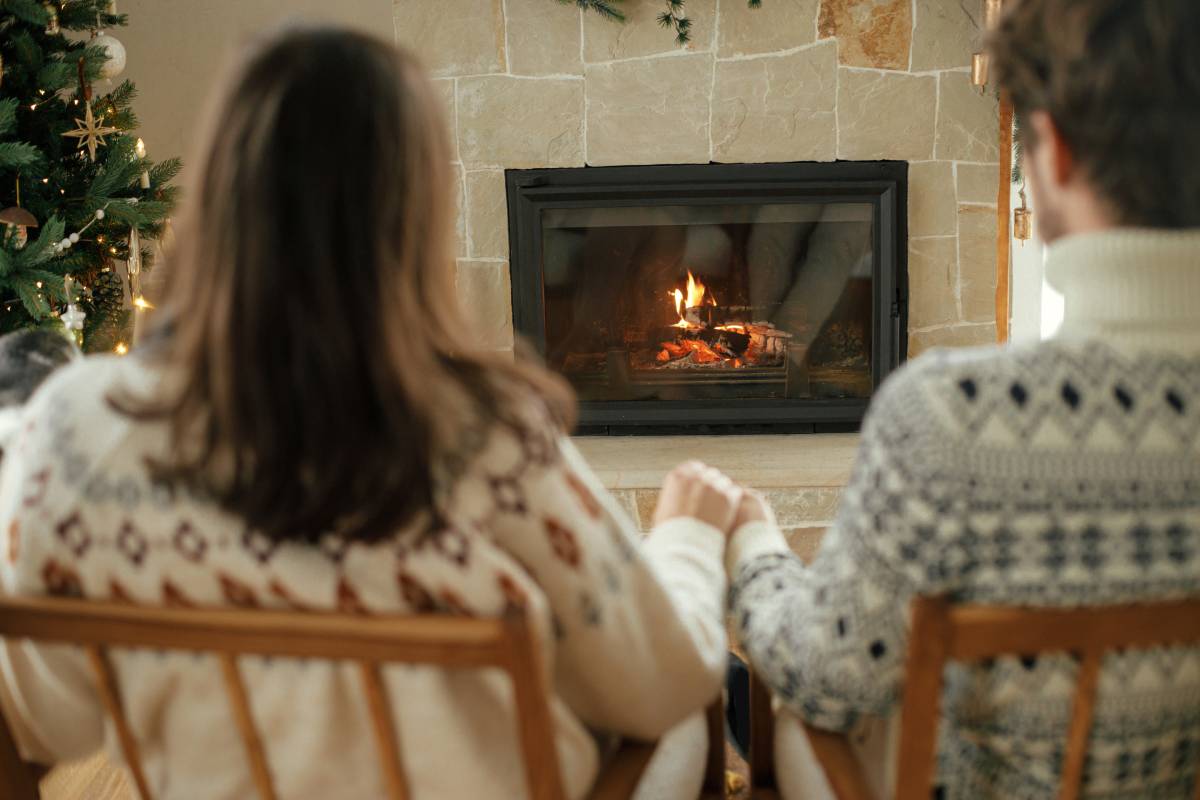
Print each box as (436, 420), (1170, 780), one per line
(971, 53), (990, 90)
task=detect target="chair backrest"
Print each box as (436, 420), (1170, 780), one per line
(0, 594), (567, 800)
(896, 596), (1200, 800)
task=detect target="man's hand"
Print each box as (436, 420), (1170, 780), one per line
(730, 489), (771, 535)
(653, 461), (743, 532)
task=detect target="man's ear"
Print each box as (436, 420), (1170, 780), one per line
(1027, 110), (1075, 185)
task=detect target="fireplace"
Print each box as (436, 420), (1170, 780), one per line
(506, 162), (907, 434)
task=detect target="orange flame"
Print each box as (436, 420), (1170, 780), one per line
(668, 271), (715, 328)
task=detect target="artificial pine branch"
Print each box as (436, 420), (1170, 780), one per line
(560, 0), (626, 22)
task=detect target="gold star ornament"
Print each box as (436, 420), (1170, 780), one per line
(62, 102), (120, 162)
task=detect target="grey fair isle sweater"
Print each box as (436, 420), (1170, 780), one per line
(728, 229), (1200, 799)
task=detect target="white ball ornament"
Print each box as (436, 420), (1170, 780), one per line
(91, 33), (127, 80)
(59, 238), (71, 249)
(95, 209), (105, 220)
(68, 232), (79, 243)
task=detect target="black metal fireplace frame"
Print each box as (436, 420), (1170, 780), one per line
(506, 161), (908, 434)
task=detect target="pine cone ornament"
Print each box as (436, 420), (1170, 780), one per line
(90, 269), (126, 317)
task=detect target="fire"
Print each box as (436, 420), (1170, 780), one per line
(667, 270), (716, 328)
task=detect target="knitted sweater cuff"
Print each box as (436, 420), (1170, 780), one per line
(725, 520), (790, 577)
(649, 516), (727, 564)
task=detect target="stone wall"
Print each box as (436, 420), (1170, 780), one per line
(393, 0), (1001, 357)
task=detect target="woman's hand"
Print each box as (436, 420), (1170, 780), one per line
(653, 461), (743, 532)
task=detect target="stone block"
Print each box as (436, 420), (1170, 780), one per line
(907, 236), (958, 329)
(586, 54), (712, 166)
(718, 0), (820, 57)
(712, 41), (837, 163)
(957, 162), (1000, 205)
(908, 322), (996, 357)
(466, 170), (510, 259)
(908, 161), (956, 237)
(818, 0), (912, 70)
(837, 69), (937, 161)
(584, 0), (716, 62)
(957, 204), (997, 323)
(935, 71), (1000, 162)
(451, 161), (466, 258)
(393, 0), (505, 77)
(911, 0), (982, 72)
(458, 76), (584, 168)
(764, 488), (842, 527)
(455, 260), (514, 350)
(433, 79), (458, 161)
(508, 0), (583, 75)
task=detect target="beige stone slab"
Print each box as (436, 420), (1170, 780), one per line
(908, 161), (956, 237)
(957, 203), (997, 323)
(584, 0), (716, 62)
(585, 54), (712, 166)
(908, 236), (958, 329)
(451, 161), (466, 258)
(956, 162), (1000, 205)
(458, 76), (584, 168)
(837, 68), (937, 161)
(455, 259), (514, 349)
(433, 79), (459, 162)
(934, 71), (1000, 162)
(712, 41), (837, 163)
(911, 0), (981, 72)
(507, 0), (583, 75)
(718, 0), (820, 57)
(466, 170), (509, 259)
(626, 486), (841, 531)
(393, 0), (505, 78)
(818, 0), (911, 70)
(574, 433), (860, 489)
(908, 322), (996, 357)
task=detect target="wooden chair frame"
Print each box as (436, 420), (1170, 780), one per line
(748, 596), (1200, 800)
(0, 595), (725, 800)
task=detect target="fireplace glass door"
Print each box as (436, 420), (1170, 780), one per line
(543, 202), (874, 403)
(507, 163), (906, 432)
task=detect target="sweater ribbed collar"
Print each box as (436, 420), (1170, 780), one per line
(1045, 228), (1200, 354)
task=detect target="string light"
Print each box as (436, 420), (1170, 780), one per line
(132, 295), (153, 310)
(114, 342), (129, 355)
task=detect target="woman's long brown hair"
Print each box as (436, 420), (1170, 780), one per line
(120, 28), (574, 545)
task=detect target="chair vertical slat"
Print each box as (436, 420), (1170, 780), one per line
(701, 695), (726, 795)
(85, 646), (154, 800)
(503, 615), (567, 800)
(895, 597), (953, 800)
(749, 670), (776, 789)
(218, 654), (277, 800)
(359, 661), (409, 800)
(0, 702), (41, 800)
(1059, 650), (1102, 800)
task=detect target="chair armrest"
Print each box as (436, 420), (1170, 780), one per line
(800, 724), (875, 800)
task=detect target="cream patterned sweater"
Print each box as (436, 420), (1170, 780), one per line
(0, 357), (728, 799)
(729, 229), (1200, 798)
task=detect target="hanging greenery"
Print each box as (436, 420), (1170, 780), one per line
(558, 0), (763, 45)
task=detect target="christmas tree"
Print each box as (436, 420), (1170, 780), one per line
(0, 0), (179, 353)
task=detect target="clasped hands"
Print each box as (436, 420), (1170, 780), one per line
(652, 460), (770, 538)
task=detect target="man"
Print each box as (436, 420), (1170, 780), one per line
(726, 0), (1200, 796)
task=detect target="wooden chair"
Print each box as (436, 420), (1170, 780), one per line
(747, 595), (1200, 800)
(0, 595), (726, 800)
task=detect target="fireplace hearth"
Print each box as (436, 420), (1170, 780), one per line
(507, 162), (907, 434)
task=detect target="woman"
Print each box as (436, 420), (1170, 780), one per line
(0, 28), (744, 799)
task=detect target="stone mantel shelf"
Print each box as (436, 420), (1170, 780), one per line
(573, 433), (860, 490)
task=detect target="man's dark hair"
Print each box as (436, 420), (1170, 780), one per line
(988, 0), (1200, 228)
(0, 329), (79, 407)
